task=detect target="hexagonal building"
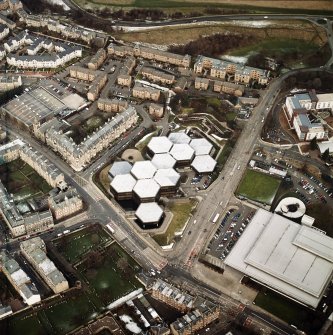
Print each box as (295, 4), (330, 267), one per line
(169, 143), (195, 166)
(147, 136), (173, 156)
(108, 161), (132, 179)
(191, 155), (217, 173)
(168, 132), (191, 144)
(110, 174), (136, 200)
(131, 161), (157, 180)
(190, 138), (213, 156)
(151, 153), (176, 169)
(133, 178), (160, 203)
(154, 168), (180, 195)
(135, 202), (164, 228)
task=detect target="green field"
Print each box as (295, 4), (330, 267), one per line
(255, 290), (325, 335)
(0, 159), (51, 201)
(236, 169), (281, 204)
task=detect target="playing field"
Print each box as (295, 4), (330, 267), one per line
(236, 169), (281, 204)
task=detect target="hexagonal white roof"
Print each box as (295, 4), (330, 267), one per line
(191, 155), (217, 173)
(109, 161), (132, 178)
(151, 153), (176, 169)
(190, 138), (213, 156)
(131, 161), (157, 179)
(154, 168), (180, 187)
(133, 179), (160, 199)
(170, 143), (195, 162)
(168, 132), (191, 144)
(135, 202), (163, 223)
(110, 174), (136, 193)
(147, 136), (173, 154)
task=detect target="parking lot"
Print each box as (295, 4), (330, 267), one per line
(207, 205), (255, 261)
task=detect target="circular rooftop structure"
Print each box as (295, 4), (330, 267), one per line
(108, 161), (132, 178)
(191, 155), (217, 173)
(168, 132), (191, 144)
(154, 168), (180, 188)
(151, 153), (176, 169)
(190, 138), (213, 156)
(170, 143), (195, 163)
(110, 174), (136, 194)
(133, 179), (160, 200)
(135, 202), (164, 225)
(147, 136), (173, 155)
(274, 197), (306, 219)
(121, 148), (143, 163)
(131, 161), (157, 180)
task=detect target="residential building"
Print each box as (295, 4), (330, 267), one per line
(108, 43), (191, 67)
(0, 303), (12, 320)
(0, 0), (8, 10)
(97, 98), (128, 113)
(87, 73), (107, 101)
(0, 139), (23, 163)
(0, 23), (9, 41)
(150, 279), (194, 313)
(149, 103), (164, 119)
(133, 84), (160, 101)
(116, 57), (136, 87)
(141, 67), (175, 85)
(48, 188), (83, 220)
(213, 80), (244, 96)
(0, 13), (16, 29)
(117, 74), (132, 87)
(0, 251), (41, 305)
(0, 75), (22, 91)
(194, 77), (209, 90)
(20, 237), (69, 294)
(8, 0), (23, 11)
(88, 48), (106, 70)
(69, 66), (97, 81)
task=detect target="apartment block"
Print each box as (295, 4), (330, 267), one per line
(0, 251), (41, 305)
(149, 103), (164, 119)
(69, 66), (97, 81)
(117, 74), (132, 87)
(213, 80), (244, 96)
(88, 48), (106, 70)
(20, 237), (69, 294)
(0, 23), (9, 41)
(87, 73), (107, 101)
(141, 67), (175, 85)
(194, 77), (209, 90)
(133, 84), (160, 102)
(97, 98), (128, 113)
(0, 139), (23, 163)
(150, 279), (194, 313)
(108, 42), (191, 68)
(48, 188), (83, 220)
(0, 13), (16, 29)
(0, 75), (22, 92)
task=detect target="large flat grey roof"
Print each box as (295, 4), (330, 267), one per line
(151, 153), (176, 169)
(109, 161), (132, 178)
(168, 132), (191, 144)
(154, 168), (180, 187)
(110, 174), (136, 193)
(133, 179), (160, 199)
(170, 143), (194, 162)
(131, 161), (157, 180)
(189, 138), (213, 156)
(147, 136), (173, 154)
(225, 209), (333, 308)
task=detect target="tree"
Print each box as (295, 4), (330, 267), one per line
(116, 257), (129, 272)
(310, 136), (317, 150)
(322, 148), (330, 161)
(313, 77), (322, 89)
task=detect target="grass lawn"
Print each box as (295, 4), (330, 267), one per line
(135, 129), (159, 152)
(216, 141), (233, 168)
(153, 199), (197, 246)
(255, 289), (325, 335)
(236, 169), (281, 205)
(3, 314), (46, 335)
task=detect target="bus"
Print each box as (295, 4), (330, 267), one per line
(212, 213), (220, 224)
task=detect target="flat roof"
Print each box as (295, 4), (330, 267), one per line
(190, 138), (213, 156)
(147, 136), (173, 154)
(135, 202), (163, 223)
(131, 161), (157, 179)
(109, 161), (133, 178)
(225, 209), (333, 308)
(170, 143), (195, 162)
(110, 174), (136, 193)
(151, 153), (176, 169)
(133, 179), (160, 199)
(274, 197), (306, 219)
(154, 168), (180, 187)
(168, 132), (191, 144)
(318, 140), (333, 154)
(191, 155), (217, 173)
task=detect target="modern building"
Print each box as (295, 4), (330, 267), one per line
(168, 132), (191, 145)
(191, 155), (217, 174)
(274, 197), (306, 219)
(131, 161), (157, 180)
(224, 209), (333, 308)
(147, 136), (173, 156)
(20, 237), (69, 294)
(88, 48), (106, 70)
(133, 178), (160, 203)
(135, 202), (164, 228)
(108, 161), (133, 179)
(0, 251), (41, 306)
(110, 174), (136, 200)
(189, 138), (213, 156)
(154, 168), (180, 195)
(317, 140), (333, 156)
(170, 144), (195, 166)
(108, 43), (191, 68)
(151, 153), (176, 169)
